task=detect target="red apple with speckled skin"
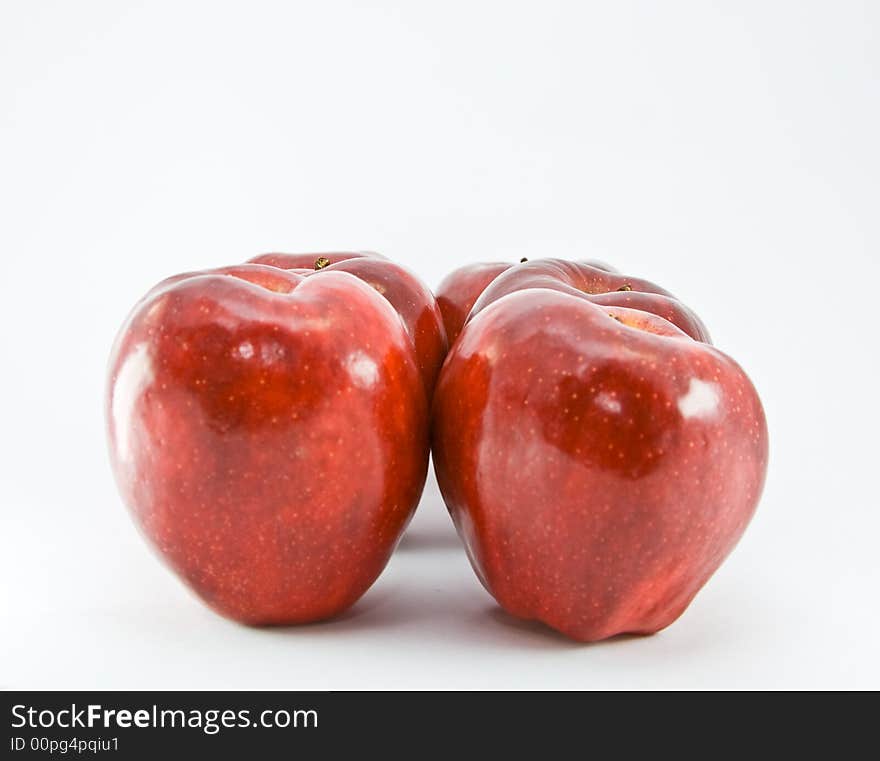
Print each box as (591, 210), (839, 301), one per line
(432, 261), (766, 641)
(250, 252), (447, 394)
(434, 258), (684, 345)
(436, 261), (513, 345)
(107, 260), (429, 624)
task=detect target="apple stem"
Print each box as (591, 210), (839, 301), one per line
(315, 257), (331, 270)
(520, 257), (528, 263)
(617, 284), (632, 291)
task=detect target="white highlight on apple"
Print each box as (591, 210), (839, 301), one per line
(112, 343), (154, 462)
(677, 378), (721, 420)
(594, 391), (622, 415)
(346, 350), (379, 389)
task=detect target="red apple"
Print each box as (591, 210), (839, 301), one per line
(107, 262), (429, 624)
(249, 252), (447, 394)
(436, 261), (513, 345)
(435, 258), (696, 345)
(432, 266), (767, 641)
(469, 259), (710, 343)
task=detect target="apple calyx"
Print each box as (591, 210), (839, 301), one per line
(314, 256), (331, 270)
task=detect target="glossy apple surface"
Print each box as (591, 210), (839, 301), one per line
(249, 252), (447, 394)
(436, 261), (513, 345)
(432, 288), (767, 641)
(435, 257), (700, 346)
(470, 259), (711, 343)
(107, 263), (429, 624)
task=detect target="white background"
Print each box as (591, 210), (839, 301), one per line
(1, 1), (878, 690)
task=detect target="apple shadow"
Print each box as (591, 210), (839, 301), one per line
(484, 607), (650, 650)
(250, 583), (644, 653)
(396, 524), (463, 552)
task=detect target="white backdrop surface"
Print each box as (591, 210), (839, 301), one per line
(1, 0), (877, 689)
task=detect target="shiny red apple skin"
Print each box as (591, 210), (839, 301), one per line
(249, 252), (447, 394)
(436, 262), (513, 345)
(432, 289), (767, 642)
(107, 264), (429, 625)
(440, 258), (710, 345)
